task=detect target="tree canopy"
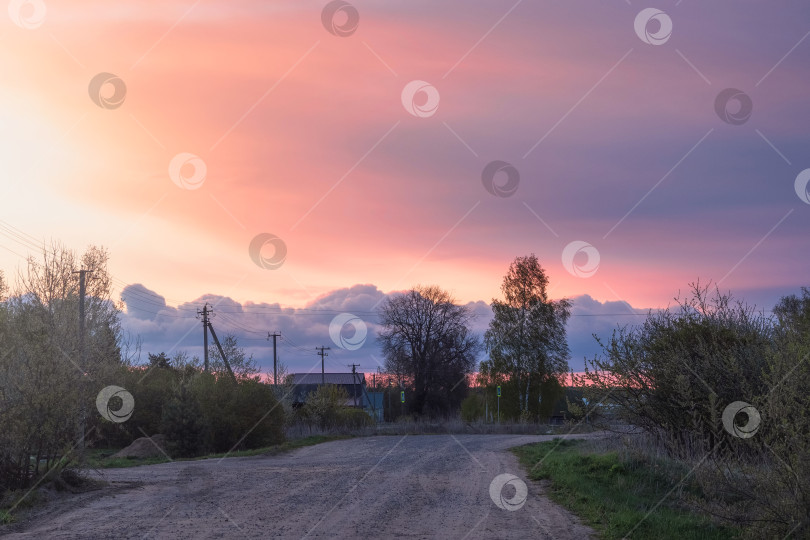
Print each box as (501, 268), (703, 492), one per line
(377, 285), (480, 416)
(481, 255), (571, 417)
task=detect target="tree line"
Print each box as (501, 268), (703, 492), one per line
(377, 254), (572, 421)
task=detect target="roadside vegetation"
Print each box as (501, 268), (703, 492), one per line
(574, 283), (810, 538)
(514, 438), (739, 540)
(2, 244), (807, 538)
(0, 244), (287, 521)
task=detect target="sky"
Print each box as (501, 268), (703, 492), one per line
(1, 1), (808, 376)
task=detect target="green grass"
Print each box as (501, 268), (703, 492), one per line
(513, 439), (739, 540)
(544, 423), (598, 435)
(84, 434), (348, 469)
(0, 487), (43, 523)
(83, 450), (169, 469)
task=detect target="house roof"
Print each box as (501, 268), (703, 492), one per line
(291, 372), (366, 385)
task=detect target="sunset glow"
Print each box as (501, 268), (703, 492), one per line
(2, 1), (808, 375)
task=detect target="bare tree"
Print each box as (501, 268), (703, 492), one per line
(208, 333), (259, 380)
(377, 285), (481, 416)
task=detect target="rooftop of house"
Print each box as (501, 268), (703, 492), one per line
(291, 372), (366, 386)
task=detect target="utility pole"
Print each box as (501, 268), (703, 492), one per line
(267, 332), (280, 385)
(197, 303), (211, 372)
(197, 304), (236, 381)
(316, 346), (330, 385)
(348, 364), (360, 407)
(206, 318), (236, 381)
(73, 269), (92, 463)
(372, 369), (378, 420)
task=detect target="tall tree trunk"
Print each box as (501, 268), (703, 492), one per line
(518, 371), (527, 414)
(524, 377), (531, 413)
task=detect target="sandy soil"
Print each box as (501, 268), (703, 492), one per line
(1, 434), (598, 539)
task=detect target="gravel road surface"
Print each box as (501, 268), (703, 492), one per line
(2, 434), (597, 539)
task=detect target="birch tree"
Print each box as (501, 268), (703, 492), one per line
(482, 255), (571, 415)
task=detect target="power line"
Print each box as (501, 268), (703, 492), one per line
(118, 303), (196, 318)
(278, 343), (315, 358)
(216, 312), (267, 335)
(280, 332), (316, 352)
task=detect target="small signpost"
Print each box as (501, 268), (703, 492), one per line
(496, 385), (501, 424)
(400, 390), (405, 403)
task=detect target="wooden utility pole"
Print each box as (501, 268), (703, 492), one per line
(197, 304), (211, 372)
(267, 332), (280, 385)
(73, 269), (92, 462)
(197, 304), (236, 381)
(372, 370), (377, 419)
(206, 318), (236, 381)
(316, 346), (330, 385)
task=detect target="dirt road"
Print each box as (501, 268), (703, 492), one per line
(2, 434), (597, 539)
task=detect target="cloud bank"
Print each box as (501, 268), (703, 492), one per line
(120, 283), (651, 376)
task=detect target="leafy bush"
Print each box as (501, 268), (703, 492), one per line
(337, 407), (373, 428)
(191, 373), (284, 454)
(161, 383), (207, 458)
(295, 385), (374, 432)
(299, 385), (349, 430)
(581, 283), (810, 537)
(96, 348), (284, 459)
(460, 393), (485, 422)
(582, 283), (772, 455)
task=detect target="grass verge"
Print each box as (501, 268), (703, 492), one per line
(513, 438), (739, 540)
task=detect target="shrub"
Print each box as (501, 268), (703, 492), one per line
(460, 393), (484, 422)
(161, 383), (207, 458)
(301, 385), (350, 430)
(337, 408), (373, 428)
(582, 283), (810, 537)
(582, 283), (772, 455)
(191, 374), (284, 453)
(293, 385), (375, 432)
